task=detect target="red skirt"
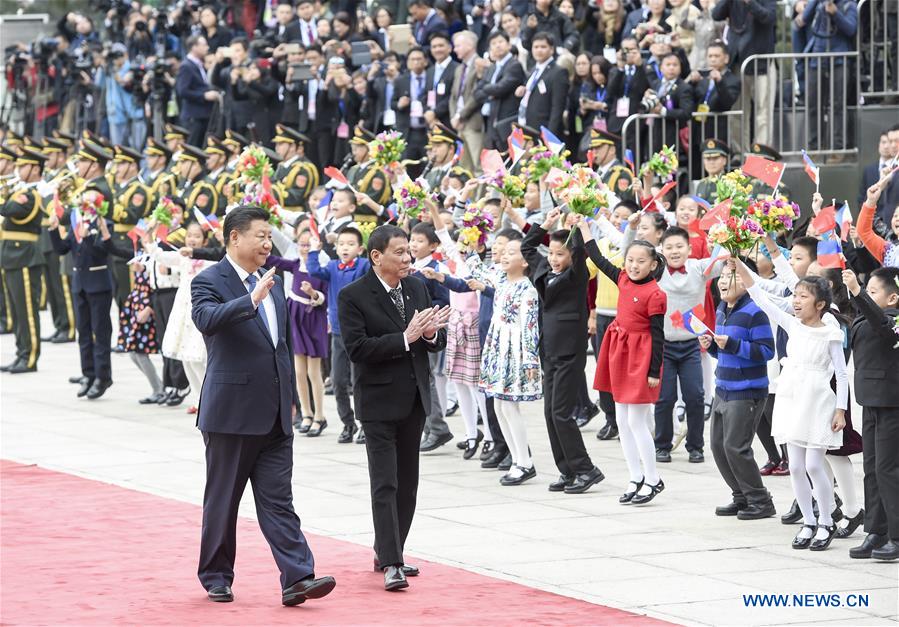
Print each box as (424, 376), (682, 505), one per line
(594, 322), (662, 404)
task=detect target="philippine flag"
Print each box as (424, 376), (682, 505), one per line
(835, 201), (853, 241)
(540, 126), (565, 156)
(508, 128), (526, 165)
(801, 150), (819, 186)
(624, 149), (636, 174)
(206, 213), (221, 231)
(670, 305), (712, 336)
(817, 239), (845, 269)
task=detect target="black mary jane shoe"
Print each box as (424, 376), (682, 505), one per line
(836, 510), (865, 539)
(619, 478), (645, 504)
(631, 479), (664, 505)
(296, 417), (314, 434)
(479, 441), (495, 461)
(139, 391), (167, 404)
(792, 524), (817, 550)
(307, 419), (328, 437)
(809, 524), (838, 551)
(462, 438), (480, 460)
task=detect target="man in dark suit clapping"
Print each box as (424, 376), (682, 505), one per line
(190, 206), (336, 606)
(423, 32), (457, 129)
(338, 224), (449, 592)
(515, 32), (568, 138)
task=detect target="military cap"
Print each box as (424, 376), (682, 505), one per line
(14, 146), (47, 167)
(750, 143), (782, 162)
(589, 128), (621, 149)
(175, 144), (207, 163)
(349, 126), (376, 146)
(205, 136), (227, 156)
(4, 130), (23, 147)
(223, 129), (249, 151)
(261, 146), (283, 164)
(0, 144), (18, 161)
(113, 144), (142, 164)
(81, 129), (111, 148)
(273, 124), (310, 144)
(52, 130), (76, 147)
(702, 138), (730, 157)
(41, 137), (69, 153)
(144, 137), (173, 159)
(76, 140), (113, 164)
(163, 124), (189, 141)
(428, 122), (461, 145)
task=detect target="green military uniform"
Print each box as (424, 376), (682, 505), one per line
(142, 137), (178, 205)
(0, 145), (19, 334)
(162, 124), (189, 183)
(271, 124), (319, 210)
(0, 148), (48, 373)
(747, 143), (792, 199)
(589, 128), (634, 196)
(177, 144), (220, 217)
(695, 138), (729, 205)
(108, 145), (151, 309)
(344, 127), (389, 224)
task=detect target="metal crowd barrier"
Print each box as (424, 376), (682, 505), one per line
(856, 0), (899, 102)
(740, 51), (858, 160)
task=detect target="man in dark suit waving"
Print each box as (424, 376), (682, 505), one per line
(191, 206), (335, 606)
(338, 225), (450, 592)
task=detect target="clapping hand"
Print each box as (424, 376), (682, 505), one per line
(404, 305), (450, 344)
(421, 305), (451, 339)
(251, 267), (277, 307)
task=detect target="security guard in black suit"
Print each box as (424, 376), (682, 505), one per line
(748, 143), (793, 200)
(346, 127), (391, 221)
(588, 128), (634, 196)
(0, 144), (19, 334)
(110, 145), (152, 309)
(272, 124), (319, 210)
(695, 138), (730, 205)
(48, 185), (117, 399)
(39, 137), (76, 343)
(0, 147), (47, 373)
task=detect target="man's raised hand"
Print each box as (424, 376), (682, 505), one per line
(251, 267), (277, 307)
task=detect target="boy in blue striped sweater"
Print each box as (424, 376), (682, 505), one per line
(699, 260), (777, 520)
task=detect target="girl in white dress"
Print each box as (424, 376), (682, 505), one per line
(736, 260), (848, 551)
(144, 222), (214, 411)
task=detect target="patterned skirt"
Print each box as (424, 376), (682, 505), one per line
(444, 309), (481, 386)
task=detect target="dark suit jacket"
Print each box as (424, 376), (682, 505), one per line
(860, 161), (899, 225)
(605, 64), (651, 134)
(175, 58), (213, 121)
(49, 224), (114, 294)
(521, 61), (568, 137)
(191, 259), (297, 436)
(296, 78), (342, 134)
(338, 270), (446, 422)
(268, 19), (303, 45)
(521, 225), (589, 358)
(413, 12), (449, 54)
(712, 0), (777, 75)
(474, 57), (525, 141)
(392, 72), (428, 135)
(849, 291), (899, 407)
(692, 71), (741, 112)
(425, 60), (458, 128)
(368, 75), (395, 132)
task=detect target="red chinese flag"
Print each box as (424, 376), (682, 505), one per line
(642, 180), (677, 212)
(742, 154), (785, 189)
(699, 199), (733, 230)
(323, 166), (349, 186)
(810, 205), (836, 235)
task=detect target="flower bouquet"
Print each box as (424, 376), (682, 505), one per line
(150, 196), (176, 226)
(639, 145), (678, 181)
(392, 177), (433, 220)
(747, 195), (801, 234)
(715, 170), (753, 214)
(458, 202), (495, 250)
(236, 145), (272, 183)
(485, 171), (525, 206)
(80, 191), (109, 220)
(546, 164), (610, 218)
(240, 183), (283, 228)
(369, 130), (406, 168)
(707, 214), (766, 257)
(524, 145), (571, 179)
(353, 221), (377, 247)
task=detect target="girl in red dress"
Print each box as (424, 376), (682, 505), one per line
(578, 220), (668, 505)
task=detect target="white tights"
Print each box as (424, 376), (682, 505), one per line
(616, 403), (660, 488)
(787, 443), (834, 527)
(182, 359), (207, 405)
(495, 399), (531, 469)
(456, 382), (491, 442)
(825, 455), (861, 519)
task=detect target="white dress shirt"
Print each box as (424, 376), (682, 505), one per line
(225, 254), (278, 346)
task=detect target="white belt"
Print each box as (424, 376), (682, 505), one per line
(287, 288), (313, 305)
(74, 265), (108, 272)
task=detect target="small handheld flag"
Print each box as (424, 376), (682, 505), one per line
(817, 239), (845, 269)
(689, 195), (711, 211)
(743, 154), (785, 189)
(193, 208), (213, 231)
(205, 213), (221, 231)
(670, 306), (712, 336)
(642, 180), (677, 212)
(811, 205), (836, 235)
(52, 190), (65, 219)
(539, 126), (565, 156)
(703, 244), (730, 276)
(451, 141), (464, 166)
(699, 199), (732, 230)
(835, 201), (853, 242)
(508, 128), (526, 166)
(480, 149), (505, 176)
(624, 149), (635, 174)
(801, 150), (820, 191)
(70, 210), (83, 244)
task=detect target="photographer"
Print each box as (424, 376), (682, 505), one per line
(271, 42), (307, 129)
(94, 43), (146, 149)
(211, 39), (253, 138)
(234, 59), (281, 144)
(57, 12), (100, 49)
(125, 12), (155, 59)
(194, 5), (233, 53)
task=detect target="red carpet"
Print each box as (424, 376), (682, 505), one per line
(1, 460), (666, 625)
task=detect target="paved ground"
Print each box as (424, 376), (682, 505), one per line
(2, 310), (898, 625)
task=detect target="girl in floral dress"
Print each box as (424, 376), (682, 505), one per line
(116, 258), (163, 404)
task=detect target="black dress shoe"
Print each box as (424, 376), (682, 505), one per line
(781, 499), (803, 524)
(655, 449), (672, 463)
(809, 524), (838, 551)
(307, 419), (328, 437)
(462, 438), (479, 460)
(872, 539), (899, 561)
(480, 445), (508, 468)
(355, 427), (366, 444)
(296, 417), (313, 434)
(688, 450), (704, 463)
(165, 387), (189, 406)
(564, 466), (605, 494)
(597, 423), (618, 440)
(619, 478), (644, 504)
(139, 391), (167, 404)
(500, 465), (536, 486)
(69, 375), (87, 384)
(207, 585), (233, 602)
(383, 566), (408, 591)
(548, 475), (574, 492)
(0, 358), (23, 372)
(338, 423), (357, 443)
(836, 510), (865, 539)
(497, 452), (513, 471)
(792, 525), (817, 549)
(86, 379), (112, 399)
(8, 360), (36, 374)
(479, 441), (495, 461)
(737, 501), (777, 520)
(445, 402), (459, 417)
(715, 501), (748, 516)
(420, 432), (453, 452)
(77, 378), (94, 398)
(631, 479), (665, 505)
(457, 429), (482, 450)
(373, 559), (419, 576)
(50, 330), (75, 343)
(282, 575), (337, 605)
(157, 389), (173, 405)
(850, 533), (888, 559)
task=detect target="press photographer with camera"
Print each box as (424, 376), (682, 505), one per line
(94, 42), (146, 149)
(210, 39), (254, 138)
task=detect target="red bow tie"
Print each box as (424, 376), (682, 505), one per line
(668, 266), (687, 275)
(338, 259), (357, 271)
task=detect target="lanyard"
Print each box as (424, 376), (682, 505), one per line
(703, 80), (715, 104)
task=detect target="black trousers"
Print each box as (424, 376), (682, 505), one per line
(43, 250), (74, 336)
(151, 288), (189, 390)
(485, 396), (505, 447)
(710, 395), (771, 506)
(755, 393), (787, 464)
(3, 265), (42, 368)
(362, 393), (426, 568)
(74, 288), (113, 380)
(109, 235), (132, 310)
(199, 421), (315, 590)
(187, 117), (210, 149)
(543, 353), (594, 476)
(863, 406), (899, 540)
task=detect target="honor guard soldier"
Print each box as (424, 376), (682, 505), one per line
(110, 145), (152, 308)
(142, 137), (177, 202)
(222, 130), (249, 174)
(749, 143), (792, 200)
(0, 144), (20, 334)
(39, 137), (76, 343)
(202, 137), (229, 206)
(177, 144), (219, 219)
(52, 130), (77, 158)
(4, 130), (24, 153)
(164, 123), (189, 158)
(589, 128), (634, 196)
(0, 147), (48, 373)
(346, 126), (391, 215)
(74, 141), (114, 212)
(695, 139), (730, 205)
(272, 123), (319, 210)
(422, 123), (460, 194)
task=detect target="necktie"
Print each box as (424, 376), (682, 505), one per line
(307, 24), (315, 44)
(389, 287), (405, 320)
(246, 274), (273, 339)
(459, 62), (468, 90)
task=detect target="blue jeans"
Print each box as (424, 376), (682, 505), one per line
(654, 339), (705, 453)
